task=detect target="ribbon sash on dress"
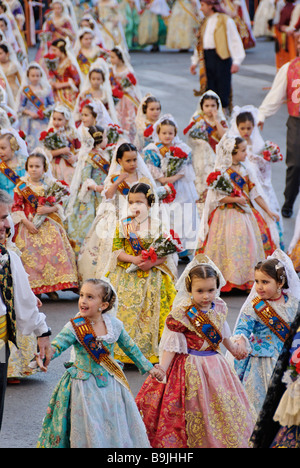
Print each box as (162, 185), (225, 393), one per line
(71, 316), (131, 392)
(121, 216), (145, 255)
(90, 152), (110, 174)
(23, 86), (45, 111)
(0, 161), (39, 208)
(110, 174), (130, 195)
(227, 168), (247, 192)
(252, 297), (290, 342)
(185, 305), (222, 351)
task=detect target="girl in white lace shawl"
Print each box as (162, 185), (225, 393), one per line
(77, 140), (166, 282)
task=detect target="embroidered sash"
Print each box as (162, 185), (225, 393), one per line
(0, 245), (16, 346)
(0, 161), (39, 208)
(121, 216), (145, 255)
(0, 315), (7, 342)
(23, 86), (45, 111)
(90, 152), (110, 174)
(110, 174), (130, 196)
(185, 305), (222, 351)
(227, 167), (247, 192)
(156, 143), (169, 157)
(71, 316), (131, 392)
(252, 297), (290, 342)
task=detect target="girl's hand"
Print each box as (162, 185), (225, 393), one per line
(23, 219), (38, 234)
(235, 196), (247, 205)
(268, 210), (280, 222)
(35, 352), (48, 372)
(36, 204), (57, 215)
(117, 173), (129, 183)
(149, 364), (166, 381)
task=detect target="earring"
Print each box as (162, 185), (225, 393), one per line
(277, 288), (281, 294)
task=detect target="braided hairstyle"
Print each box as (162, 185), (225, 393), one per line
(255, 259), (289, 289)
(185, 264), (220, 292)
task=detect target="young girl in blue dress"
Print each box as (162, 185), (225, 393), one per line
(36, 278), (163, 448)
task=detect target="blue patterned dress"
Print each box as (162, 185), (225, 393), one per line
(37, 314), (152, 448)
(233, 294), (298, 414)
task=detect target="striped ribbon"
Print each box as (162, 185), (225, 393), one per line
(0, 315), (7, 342)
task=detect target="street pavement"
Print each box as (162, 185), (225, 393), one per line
(0, 37), (299, 448)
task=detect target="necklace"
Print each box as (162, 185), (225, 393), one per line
(231, 162), (240, 166)
(134, 215), (149, 225)
(269, 292), (283, 302)
(90, 317), (104, 325)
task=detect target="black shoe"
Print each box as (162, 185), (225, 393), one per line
(281, 208), (293, 218)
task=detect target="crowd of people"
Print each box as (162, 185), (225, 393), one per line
(0, 0), (299, 449)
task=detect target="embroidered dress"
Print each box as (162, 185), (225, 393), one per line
(198, 163), (276, 291)
(233, 294), (298, 414)
(64, 147), (109, 258)
(136, 297), (256, 448)
(166, 0), (199, 50)
(110, 65), (140, 143)
(50, 57), (81, 111)
(77, 47), (104, 76)
(11, 176), (78, 295)
(143, 141), (199, 254)
(37, 314), (152, 448)
(17, 86), (55, 152)
(106, 220), (177, 364)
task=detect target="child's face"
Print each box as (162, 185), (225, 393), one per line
(79, 283), (108, 320)
(0, 48), (8, 63)
(90, 71), (104, 89)
(81, 32), (93, 48)
(191, 276), (217, 310)
(237, 120), (254, 141)
(254, 270), (282, 300)
(232, 141), (247, 164)
(0, 138), (13, 161)
(146, 102), (161, 123)
(202, 98), (218, 118)
(81, 107), (95, 127)
(128, 192), (149, 219)
(0, 20), (7, 32)
(52, 111), (67, 129)
(119, 150), (138, 174)
(158, 124), (176, 146)
(110, 51), (121, 66)
(28, 68), (42, 86)
(27, 156), (44, 182)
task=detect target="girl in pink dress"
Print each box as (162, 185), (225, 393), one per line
(136, 254), (256, 448)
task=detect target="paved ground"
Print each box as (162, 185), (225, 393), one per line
(0, 37), (299, 448)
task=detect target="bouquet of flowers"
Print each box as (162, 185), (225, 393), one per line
(44, 53), (59, 75)
(206, 170), (251, 213)
(161, 146), (188, 177)
(39, 128), (69, 151)
(144, 124), (154, 138)
(33, 180), (70, 229)
(184, 118), (210, 142)
(112, 73), (137, 104)
(36, 105), (55, 121)
(106, 123), (124, 145)
(260, 141), (283, 163)
(126, 229), (183, 273)
(157, 183), (176, 204)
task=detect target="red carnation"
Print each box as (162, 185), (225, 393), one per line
(183, 121), (195, 135)
(170, 146), (188, 159)
(127, 73), (137, 85)
(39, 131), (48, 141)
(206, 171), (221, 186)
(112, 87), (124, 99)
(18, 130), (26, 140)
(37, 109), (44, 119)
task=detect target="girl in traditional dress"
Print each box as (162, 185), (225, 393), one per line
(231, 249), (300, 414)
(105, 182), (177, 364)
(136, 254), (256, 448)
(229, 105), (283, 248)
(96, 0), (127, 50)
(46, 38), (82, 112)
(138, 0), (170, 51)
(134, 93), (161, 151)
(0, 42), (22, 97)
(16, 62), (55, 152)
(42, 104), (81, 186)
(36, 0), (76, 66)
(197, 133), (279, 292)
(11, 149), (78, 300)
(75, 58), (119, 126)
(183, 90), (227, 205)
(0, 129), (27, 198)
(76, 98), (114, 146)
(77, 141), (159, 283)
(143, 114), (199, 261)
(75, 27), (107, 77)
(166, 0), (200, 51)
(36, 278), (162, 448)
(109, 46), (141, 142)
(0, 11), (27, 68)
(122, 0), (141, 50)
(251, 303), (300, 448)
(64, 125), (110, 258)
